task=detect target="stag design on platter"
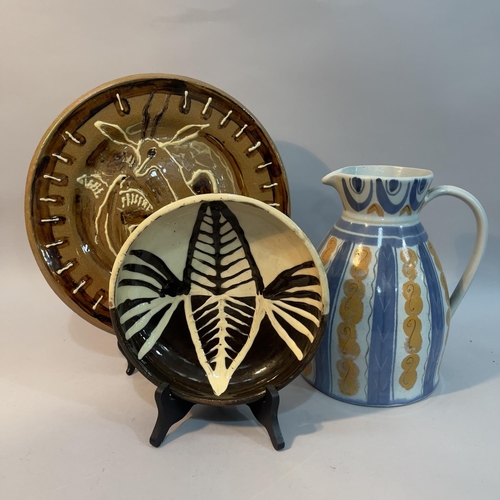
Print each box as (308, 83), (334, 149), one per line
(115, 201), (323, 396)
(76, 93), (237, 256)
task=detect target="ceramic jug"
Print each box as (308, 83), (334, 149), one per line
(304, 165), (488, 406)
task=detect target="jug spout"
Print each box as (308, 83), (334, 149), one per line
(322, 165), (434, 223)
(321, 170), (342, 189)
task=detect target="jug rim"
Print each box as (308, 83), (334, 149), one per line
(327, 165), (434, 180)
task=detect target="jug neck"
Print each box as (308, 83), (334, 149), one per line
(323, 166), (434, 225)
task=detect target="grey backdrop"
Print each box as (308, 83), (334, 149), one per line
(1, 1), (499, 499)
(2, 0), (499, 287)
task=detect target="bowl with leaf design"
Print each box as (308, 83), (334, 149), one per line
(110, 193), (329, 405)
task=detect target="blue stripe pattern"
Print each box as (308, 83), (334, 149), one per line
(341, 176), (429, 214)
(332, 220), (428, 248)
(409, 179), (428, 210)
(341, 178), (373, 211)
(376, 179), (410, 214)
(313, 240), (353, 394)
(419, 242), (445, 395)
(366, 244), (398, 405)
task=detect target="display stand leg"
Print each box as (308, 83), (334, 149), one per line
(247, 385), (284, 451)
(150, 383), (194, 448)
(117, 341), (135, 375)
(147, 383), (285, 450)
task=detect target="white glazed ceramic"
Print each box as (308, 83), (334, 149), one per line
(304, 165), (488, 406)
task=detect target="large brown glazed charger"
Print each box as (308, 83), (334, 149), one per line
(25, 75), (290, 332)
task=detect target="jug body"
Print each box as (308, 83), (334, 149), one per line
(304, 166), (451, 406)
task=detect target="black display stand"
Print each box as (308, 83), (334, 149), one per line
(117, 343), (136, 376)
(118, 343), (284, 450)
(246, 385), (284, 451)
(150, 383), (284, 450)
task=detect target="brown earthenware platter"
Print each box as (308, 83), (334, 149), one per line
(110, 194), (328, 405)
(25, 74), (290, 332)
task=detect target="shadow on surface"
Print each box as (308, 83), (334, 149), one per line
(67, 314), (121, 358)
(275, 140), (340, 247)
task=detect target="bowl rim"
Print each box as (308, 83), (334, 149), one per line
(109, 192), (329, 405)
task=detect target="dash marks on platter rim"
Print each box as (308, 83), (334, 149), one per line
(26, 75), (291, 335)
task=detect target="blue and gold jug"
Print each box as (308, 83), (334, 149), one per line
(304, 166), (488, 406)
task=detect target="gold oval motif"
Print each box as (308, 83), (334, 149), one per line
(336, 358), (360, 396)
(336, 245), (372, 396)
(399, 248), (423, 390)
(320, 236), (338, 265)
(399, 354), (420, 390)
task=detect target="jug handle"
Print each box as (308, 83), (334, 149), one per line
(422, 185), (488, 317)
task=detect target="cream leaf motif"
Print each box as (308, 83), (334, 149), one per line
(115, 201), (323, 396)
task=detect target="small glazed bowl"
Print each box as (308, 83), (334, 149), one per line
(110, 193), (329, 405)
